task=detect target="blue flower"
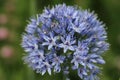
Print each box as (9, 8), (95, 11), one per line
(22, 4), (109, 80)
(41, 61), (52, 75)
(71, 53), (82, 69)
(78, 68), (87, 79)
(51, 54), (65, 73)
(59, 35), (75, 53)
(85, 68), (100, 80)
(42, 32), (59, 50)
(71, 22), (86, 33)
(74, 41), (89, 55)
(22, 34), (38, 52)
(25, 19), (38, 34)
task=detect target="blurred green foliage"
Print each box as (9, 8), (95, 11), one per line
(0, 0), (120, 80)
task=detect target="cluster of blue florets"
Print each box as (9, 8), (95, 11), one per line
(22, 4), (109, 80)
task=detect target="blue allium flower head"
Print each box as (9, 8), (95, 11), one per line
(22, 4), (109, 80)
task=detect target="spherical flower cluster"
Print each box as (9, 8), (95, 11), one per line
(21, 4), (109, 80)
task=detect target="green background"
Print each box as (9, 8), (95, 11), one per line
(0, 0), (120, 80)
